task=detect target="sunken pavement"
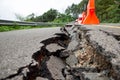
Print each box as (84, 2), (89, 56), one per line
(0, 24), (120, 80)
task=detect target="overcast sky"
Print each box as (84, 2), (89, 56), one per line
(0, 0), (81, 21)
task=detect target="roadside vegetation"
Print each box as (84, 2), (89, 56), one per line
(0, 25), (62, 32)
(0, 26), (33, 32)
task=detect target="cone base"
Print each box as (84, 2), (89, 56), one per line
(83, 12), (99, 24)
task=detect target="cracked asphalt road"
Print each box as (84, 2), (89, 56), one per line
(0, 24), (120, 80)
(0, 27), (61, 79)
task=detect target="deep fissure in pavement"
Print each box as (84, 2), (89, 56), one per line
(1, 25), (120, 80)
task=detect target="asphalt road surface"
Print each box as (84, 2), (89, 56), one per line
(83, 24), (120, 35)
(0, 24), (120, 80)
(0, 27), (61, 79)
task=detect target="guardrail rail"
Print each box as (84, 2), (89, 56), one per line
(0, 19), (65, 26)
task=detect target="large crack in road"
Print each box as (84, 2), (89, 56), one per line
(1, 24), (120, 80)
(1, 32), (70, 80)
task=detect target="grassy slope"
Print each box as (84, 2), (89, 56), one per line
(0, 25), (61, 32)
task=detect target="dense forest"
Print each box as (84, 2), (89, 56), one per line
(17, 0), (120, 23)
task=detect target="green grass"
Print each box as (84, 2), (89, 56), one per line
(0, 25), (62, 32)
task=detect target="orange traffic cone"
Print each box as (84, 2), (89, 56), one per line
(83, 0), (100, 24)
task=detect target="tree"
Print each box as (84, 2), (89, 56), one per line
(26, 13), (35, 21)
(96, 0), (120, 23)
(34, 9), (58, 22)
(15, 13), (25, 21)
(65, 0), (88, 19)
(65, 3), (80, 19)
(53, 13), (74, 23)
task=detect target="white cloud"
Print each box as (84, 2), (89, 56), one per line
(0, 0), (81, 20)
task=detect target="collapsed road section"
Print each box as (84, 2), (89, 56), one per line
(1, 24), (120, 80)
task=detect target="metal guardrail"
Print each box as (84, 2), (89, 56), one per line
(0, 19), (65, 26)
